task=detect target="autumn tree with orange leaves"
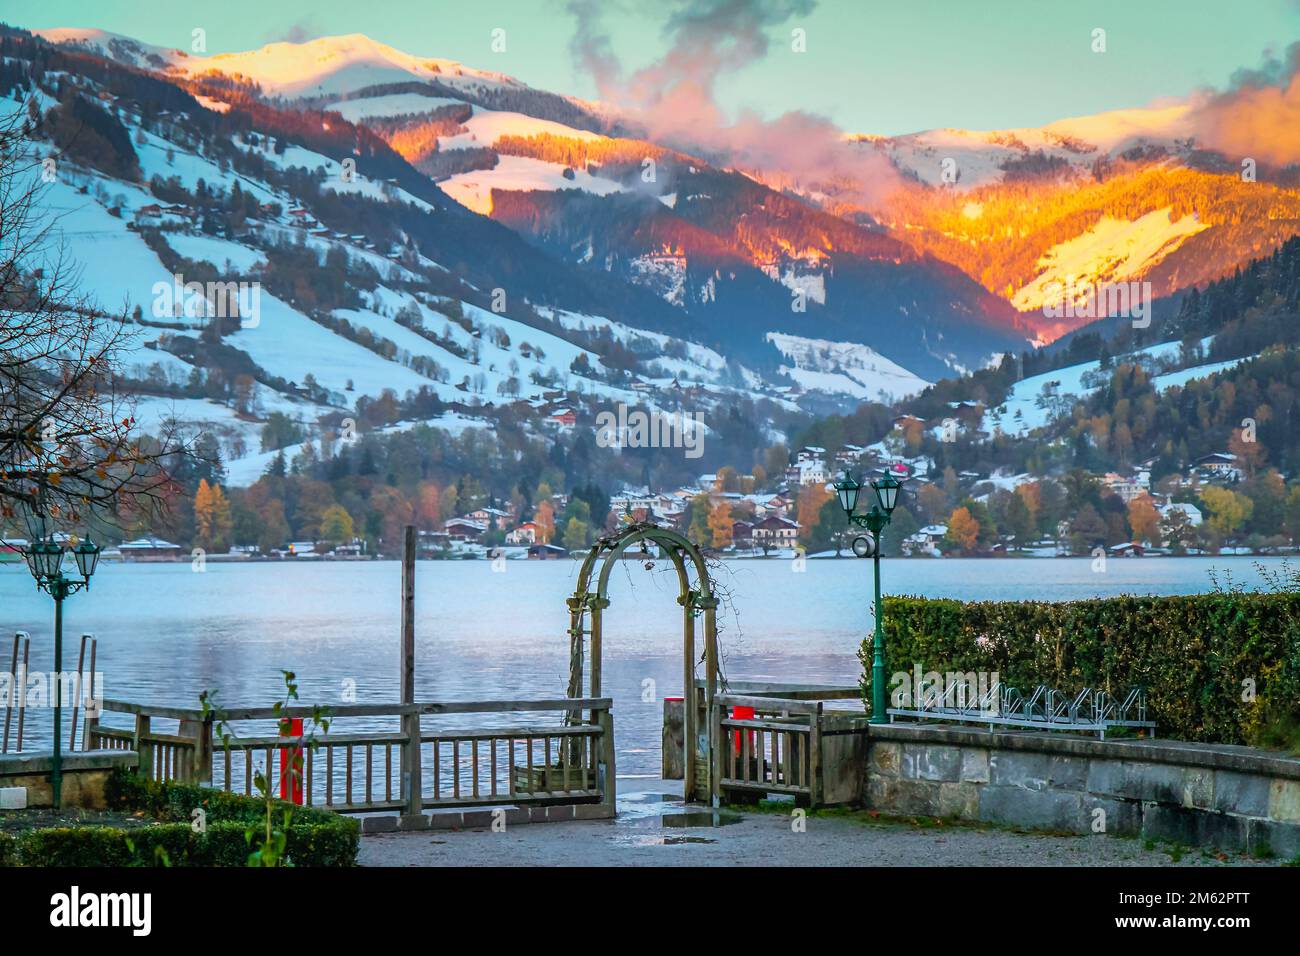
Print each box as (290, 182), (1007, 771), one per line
(944, 507), (981, 554)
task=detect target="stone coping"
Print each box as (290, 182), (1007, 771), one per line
(0, 749), (139, 775)
(868, 722), (1300, 780)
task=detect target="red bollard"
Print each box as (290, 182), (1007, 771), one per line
(732, 705), (755, 754)
(278, 717), (304, 804)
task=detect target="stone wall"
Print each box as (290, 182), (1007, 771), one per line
(865, 724), (1300, 857)
(0, 750), (139, 810)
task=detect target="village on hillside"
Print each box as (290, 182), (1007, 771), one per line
(3, 406), (1271, 565)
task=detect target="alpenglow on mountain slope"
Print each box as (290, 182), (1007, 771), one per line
(31, 27), (1031, 384)
(16, 23), (1299, 495)
(847, 101), (1300, 342)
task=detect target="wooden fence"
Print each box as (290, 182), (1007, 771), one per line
(710, 689), (869, 807)
(87, 697), (615, 814)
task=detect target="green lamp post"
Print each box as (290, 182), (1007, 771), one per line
(19, 502), (100, 808)
(833, 469), (904, 725)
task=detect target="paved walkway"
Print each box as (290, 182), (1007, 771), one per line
(359, 784), (1268, 867)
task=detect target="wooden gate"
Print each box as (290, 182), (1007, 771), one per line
(566, 522), (719, 803)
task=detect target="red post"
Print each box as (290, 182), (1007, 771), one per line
(732, 705), (755, 754)
(279, 717), (304, 804)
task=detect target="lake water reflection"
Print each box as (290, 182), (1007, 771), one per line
(0, 555), (1287, 775)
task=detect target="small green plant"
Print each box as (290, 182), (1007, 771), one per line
(201, 671), (331, 867)
(123, 836), (172, 867)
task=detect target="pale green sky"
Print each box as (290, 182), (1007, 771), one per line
(4, 0), (1297, 135)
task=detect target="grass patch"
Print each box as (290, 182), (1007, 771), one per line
(0, 770), (358, 867)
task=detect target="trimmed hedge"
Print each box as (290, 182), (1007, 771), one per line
(865, 592), (1300, 746)
(0, 770), (358, 867)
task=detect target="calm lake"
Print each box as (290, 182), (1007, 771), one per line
(0, 555), (1290, 775)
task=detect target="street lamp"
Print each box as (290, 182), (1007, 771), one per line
(18, 500), (100, 807)
(832, 469), (905, 725)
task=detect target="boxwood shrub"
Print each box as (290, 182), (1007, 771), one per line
(1, 770), (358, 867)
(867, 592), (1300, 746)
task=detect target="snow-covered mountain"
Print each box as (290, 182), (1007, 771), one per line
(21, 17), (1293, 493)
(855, 101), (1198, 192)
(845, 99), (1300, 342)
(35, 29), (536, 102)
(31, 25), (1031, 383)
(8, 23), (991, 497)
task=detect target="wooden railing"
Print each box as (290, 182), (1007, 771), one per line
(88, 697), (615, 814)
(91, 724), (200, 782)
(710, 687), (869, 807)
(713, 694), (823, 803)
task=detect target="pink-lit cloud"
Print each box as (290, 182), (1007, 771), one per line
(1189, 41), (1300, 166)
(566, 0), (900, 204)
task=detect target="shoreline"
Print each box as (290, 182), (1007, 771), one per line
(12, 549), (1287, 565)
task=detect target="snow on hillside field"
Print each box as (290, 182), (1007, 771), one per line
(238, 136), (435, 211)
(766, 333), (931, 402)
(166, 234), (266, 272)
(983, 337), (1240, 436)
(1152, 358), (1248, 390)
(541, 307), (778, 396)
(254, 222), (422, 283)
(129, 395), (308, 458)
(324, 93), (466, 122)
(32, 176), (184, 318)
(864, 101), (1196, 191)
(222, 412), (493, 487)
(135, 126), (279, 208)
(439, 155), (625, 216)
(438, 108), (605, 152)
(1012, 208), (1210, 312)
(224, 293), (432, 399)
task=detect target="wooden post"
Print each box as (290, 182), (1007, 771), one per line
(681, 599), (695, 801)
(704, 602), (718, 806)
(69, 634), (88, 750)
(808, 702), (824, 807)
(16, 636), (29, 751)
(399, 526), (422, 817)
(81, 636), (98, 751)
(401, 524), (416, 707)
(186, 715), (213, 784)
(589, 600), (603, 697)
(710, 698), (724, 806)
(597, 705), (616, 810)
(2, 633), (19, 753)
(134, 713), (153, 779)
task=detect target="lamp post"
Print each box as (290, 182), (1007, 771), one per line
(833, 470), (904, 725)
(18, 502), (100, 808)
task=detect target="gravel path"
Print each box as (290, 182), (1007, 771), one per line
(359, 787), (1267, 868)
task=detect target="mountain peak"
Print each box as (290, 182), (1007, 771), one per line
(37, 26), (524, 100)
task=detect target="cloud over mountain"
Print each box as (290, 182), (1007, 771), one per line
(1189, 41), (1300, 166)
(566, 0), (899, 202)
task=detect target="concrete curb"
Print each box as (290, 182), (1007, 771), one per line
(363, 803), (615, 835)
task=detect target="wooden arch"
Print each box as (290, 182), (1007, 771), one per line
(565, 521), (718, 802)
